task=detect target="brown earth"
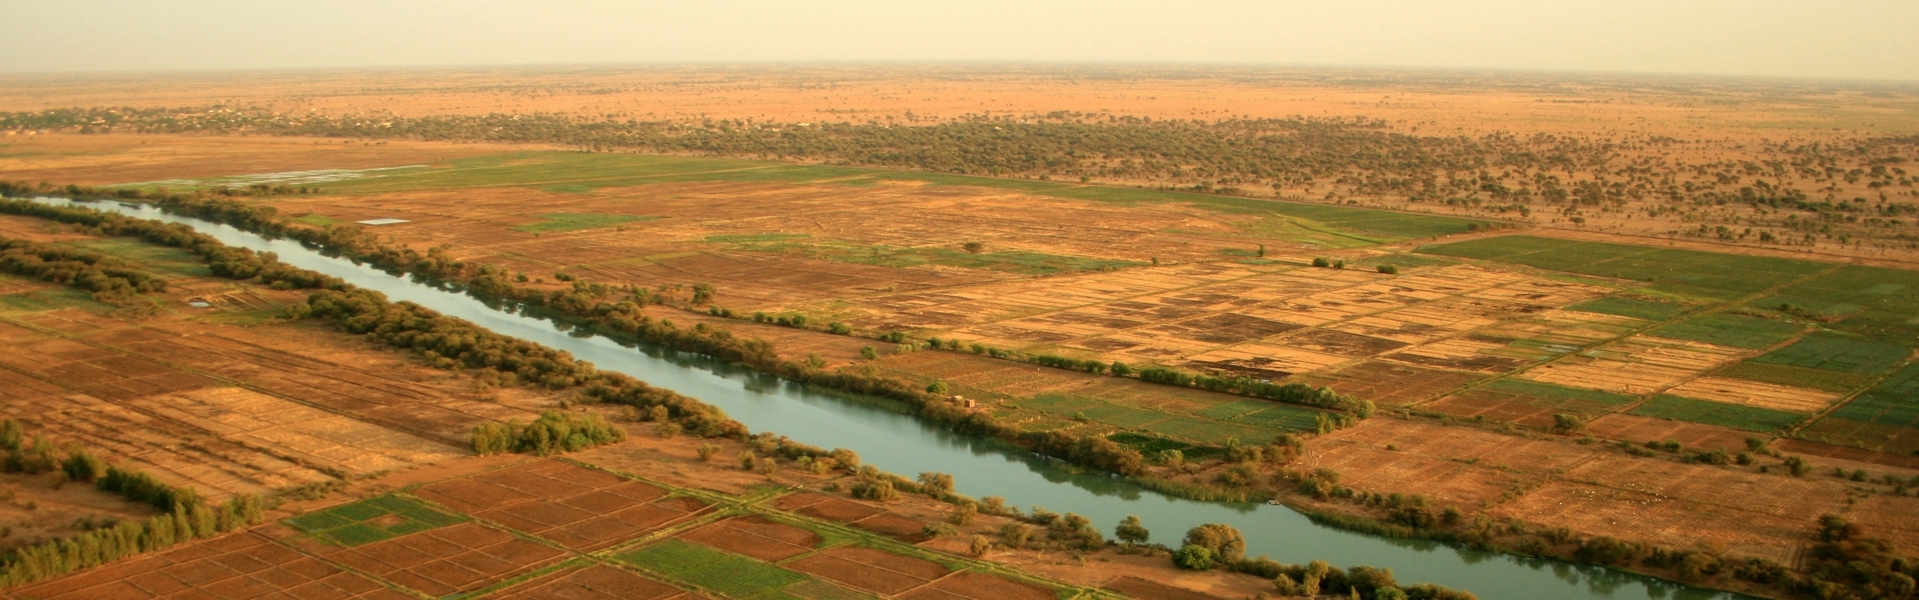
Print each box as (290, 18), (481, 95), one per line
(0, 471), (158, 554)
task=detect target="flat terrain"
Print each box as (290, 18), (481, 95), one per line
(5, 65), (1919, 597)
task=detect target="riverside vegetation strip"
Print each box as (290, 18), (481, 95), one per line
(11, 184), (1919, 594)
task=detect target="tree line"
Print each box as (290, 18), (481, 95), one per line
(0, 419), (266, 588)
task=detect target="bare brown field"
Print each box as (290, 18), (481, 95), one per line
(0, 471), (158, 554)
(5, 528), (408, 600)
(416, 460), (706, 551)
(293, 520), (568, 597)
(787, 546), (950, 595)
(680, 515), (821, 561)
(1304, 417), (1919, 564)
(901, 571), (1055, 600)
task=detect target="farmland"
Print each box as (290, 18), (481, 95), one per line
(2, 64), (1919, 599)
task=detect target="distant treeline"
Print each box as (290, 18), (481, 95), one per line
(0, 107), (1625, 197)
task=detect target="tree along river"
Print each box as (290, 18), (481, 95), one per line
(37, 198), (1757, 600)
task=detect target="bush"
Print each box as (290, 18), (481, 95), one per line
(1115, 515), (1150, 545)
(850, 479), (899, 502)
(61, 449), (105, 482)
(1182, 524), (1246, 563)
(1377, 264), (1399, 274)
(1172, 544), (1217, 570)
(999, 523), (1031, 548)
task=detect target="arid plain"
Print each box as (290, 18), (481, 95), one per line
(2, 66), (1918, 599)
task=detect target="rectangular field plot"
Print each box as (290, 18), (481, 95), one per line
(1628, 394), (1806, 433)
(1649, 314), (1802, 350)
(1748, 333), (1909, 375)
(306, 521), (567, 598)
(1827, 364), (1919, 428)
(1566, 296), (1693, 321)
(1663, 377), (1842, 413)
(491, 564), (694, 600)
(1714, 361), (1878, 394)
(787, 546), (952, 596)
(287, 495), (465, 547)
(1771, 264), (1919, 345)
(1298, 360), (1482, 407)
(3, 530), (397, 600)
(1425, 378), (1636, 428)
(416, 459), (707, 551)
(1522, 335), (1745, 395)
(1417, 235), (1827, 299)
(618, 539), (809, 599)
(679, 515), (825, 562)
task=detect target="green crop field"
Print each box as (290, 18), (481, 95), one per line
(0, 287), (109, 314)
(1628, 394), (1805, 432)
(1770, 265), (1919, 345)
(1416, 235), (1829, 299)
(713, 238), (1142, 275)
(1713, 361), (1877, 394)
(1649, 313), (1802, 350)
(1478, 379), (1639, 414)
(1748, 333), (1910, 375)
(514, 213), (657, 233)
(285, 495), (465, 547)
(1827, 364), (1919, 428)
(618, 539), (808, 598)
(1566, 296), (1693, 321)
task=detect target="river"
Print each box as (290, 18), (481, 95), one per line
(33, 197), (1753, 600)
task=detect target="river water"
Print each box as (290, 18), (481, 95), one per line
(34, 198), (1752, 600)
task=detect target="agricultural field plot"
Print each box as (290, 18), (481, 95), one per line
(773, 493), (935, 542)
(1417, 235), (1831, 300)
(680, 515), (827, 562)
(616, 539), (811, 599)
(285, 495), (468, 548)
(1659, 377), (1841, 413)
(1767, 264), (1919, 346)
(786, 546), (952, 596)
(1492, 453), (1893, 564)
(1626, 394), (1806, 433)
(1799, 364), (1919, 454)
(1491, 480), (1817, 565)
(1581, 414), (1764, 455)
(1565, 296), (1695, 321)
(0, 294), (511, 498)
(490, 564), (697, 600)
(3, 529), (406, 600)
(1710, 360), (1879, 394)
(1646, 313), (1803, 350)
(1519, 335), (1747, 395)
(1295, 360), (1483, 407)
(1746, 333), (1910, 376)
(1421, 378), (1637, 429)
(1303, 419), (1597, 508)
(900, 571), (1056, 600)
(288, 520), (569, 598)
(876, 349), (1320, 447)
(413, 459), (711, 551)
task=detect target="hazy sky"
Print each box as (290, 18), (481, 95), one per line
(3, 1), (1915, 80)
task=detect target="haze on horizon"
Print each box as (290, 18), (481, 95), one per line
(2, 0), (1915, 82)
